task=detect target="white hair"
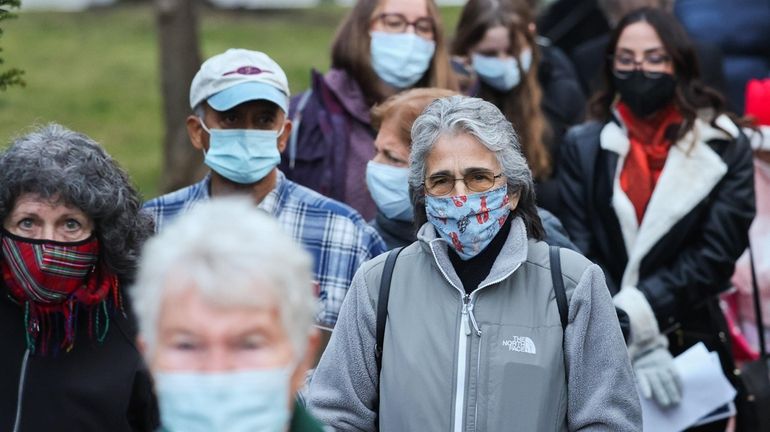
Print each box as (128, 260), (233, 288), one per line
(131, 197), (315, 359)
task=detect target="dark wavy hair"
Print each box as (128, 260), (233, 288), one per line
(0, 124), (154, 283)
(588, 7), (743, 138)
(330, 0), (458, 105)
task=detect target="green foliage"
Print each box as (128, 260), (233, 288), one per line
(0, 0), (24, 90)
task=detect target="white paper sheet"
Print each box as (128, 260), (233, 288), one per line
(640, 342), (736, 432)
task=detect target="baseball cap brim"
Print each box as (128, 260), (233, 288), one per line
(207, 81), (289, 113)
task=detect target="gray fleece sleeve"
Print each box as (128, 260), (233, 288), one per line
(565, 264), (643, 431)
(306, 263), (379, 431)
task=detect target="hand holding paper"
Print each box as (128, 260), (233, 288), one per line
(634, 345), (682, 407)
(640, 342), (737, 432)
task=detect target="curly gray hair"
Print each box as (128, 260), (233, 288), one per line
(409, 95), (544, 239)
(0, 123), (153, 282)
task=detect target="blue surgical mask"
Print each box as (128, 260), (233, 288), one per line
(199, 118), (283, 184)
(425, 186), (511, 260)
(154, 367), (292, 432)
(472, 48), (532, 92)
(370, 31), (436, 89)
(366, 160), (414, 221)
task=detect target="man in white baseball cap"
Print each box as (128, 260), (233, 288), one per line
(144, 49), (386, 334)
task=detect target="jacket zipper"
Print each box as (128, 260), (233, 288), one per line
(429, 240), (523, 432)
(453, 294), (471, 432)
(13, 349), (30, 432)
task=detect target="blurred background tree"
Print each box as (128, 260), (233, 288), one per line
(155, 0), (203, 192)
(0, 0), (24, 90)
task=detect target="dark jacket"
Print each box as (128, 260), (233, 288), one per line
(0, 286), (159, 431)
(675, 0), (770, 113)
(280, 69), (378, 220)
(558, 113), (755, 360)
(370, 213), (414, 251)
(290, 402), (325, 432)
(536, 43), (586, 216)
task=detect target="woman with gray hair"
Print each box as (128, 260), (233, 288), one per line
(131, 197), (324, 432)
(0, 124), (158, 431)
(307, 96), (641, 431)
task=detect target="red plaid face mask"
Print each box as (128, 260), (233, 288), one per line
(1, 230), (100, 303)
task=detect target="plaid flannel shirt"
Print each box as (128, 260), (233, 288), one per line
(143, 171), (386, 326)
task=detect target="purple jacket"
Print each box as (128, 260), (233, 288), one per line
(280, 68), (377, 220)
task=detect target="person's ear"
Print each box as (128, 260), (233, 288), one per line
(528, 22), (537, 35)
(508, 190), (521, 211)
(277, 119), (292, 154)
(187, 115), (208, 152)
(289, 328), (320, 396)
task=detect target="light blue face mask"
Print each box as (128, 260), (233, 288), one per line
(425, 186), (511, 260)
(366, 160), (414, 221)
(199, 118), (283, 184)
(370, 31), (436, 89)
(154, 367), (292, 432)
(472, 48), (533, 92)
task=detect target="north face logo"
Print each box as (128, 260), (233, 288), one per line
(502, 337), (536, 354)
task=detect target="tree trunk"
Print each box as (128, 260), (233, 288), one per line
(155, 0), (205, 194)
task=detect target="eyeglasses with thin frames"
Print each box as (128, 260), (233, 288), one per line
(423, 170), (504, 197)
(372, 13), (435, 39)
(610, 51), (671, 79)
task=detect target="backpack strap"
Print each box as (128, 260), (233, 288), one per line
(549, 245), (569, 332)
(375, 247), (405, 374)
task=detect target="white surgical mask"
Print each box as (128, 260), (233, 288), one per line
(370, 31), (436, 89)
(472, 48), (532, 92)
(366, 160), (414, 221)
(154, 367), (292, 432)
(199, 118), (284, 184)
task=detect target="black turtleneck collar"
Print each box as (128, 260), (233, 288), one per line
(448, 215), (513, 295)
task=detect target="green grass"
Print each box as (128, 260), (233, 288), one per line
(0, 3), (461, 199)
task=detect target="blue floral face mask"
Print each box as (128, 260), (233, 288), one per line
(199, 118), (283, 184)
(370, 31), (436, 89)
(154, 367), (292, 432)
(472, 48), (532, 92)
(366, 160), (414, 221)
(425, 186), (511, 260)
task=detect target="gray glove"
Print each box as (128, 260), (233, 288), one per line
(633, 345), (682, 407)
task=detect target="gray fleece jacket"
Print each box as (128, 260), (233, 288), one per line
(307, 217), (641, 431)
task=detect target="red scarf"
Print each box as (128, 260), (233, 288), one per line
(1, 230), (120, 354)
(617, 102), (683, 223)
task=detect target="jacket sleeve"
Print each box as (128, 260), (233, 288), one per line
(564, 263), (642, 431)
(637, 135), (756, 323)
(307, 263), (380, 431)
(557, 127), (596, 258)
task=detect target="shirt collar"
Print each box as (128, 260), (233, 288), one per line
(256, 169), (285, 215)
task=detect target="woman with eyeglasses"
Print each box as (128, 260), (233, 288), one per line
(308, 96), (641, 431)
(558, 8), (754, 427)
(279, 0), (457, 221)
(450, 0), (585, 216)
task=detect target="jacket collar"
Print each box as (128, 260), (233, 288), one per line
(322, 68), (372, 125)
(600, 111), (733, 287)
(416, 216), (529, 293)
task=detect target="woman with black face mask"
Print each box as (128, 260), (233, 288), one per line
(558, 8), (755, 431)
